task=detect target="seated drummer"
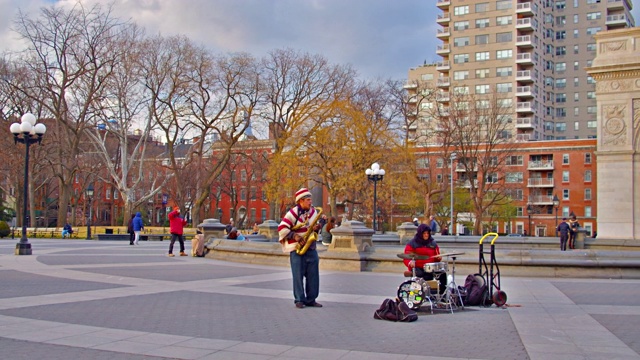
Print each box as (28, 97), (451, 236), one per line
(403, 224), (447, 294)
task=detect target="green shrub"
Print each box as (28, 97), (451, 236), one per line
(0, 221), (10, 238)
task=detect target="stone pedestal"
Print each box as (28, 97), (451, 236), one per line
(587, 28), (640, 241)
(197, 218), (226, 243)
(258, 220), (279, 242)
(397, 222), (418, 245)
(327, 221), (374, 252)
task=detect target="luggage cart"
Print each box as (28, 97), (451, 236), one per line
(478, 232), (507, 307)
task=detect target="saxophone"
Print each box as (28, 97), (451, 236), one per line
(292, 207), (323, 255)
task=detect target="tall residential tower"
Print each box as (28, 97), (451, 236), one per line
(407, 0), (634, 142)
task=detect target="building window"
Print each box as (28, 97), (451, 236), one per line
(563, 189), (570, 200)
(454, 5), (469, 15)
(496, 49), (512, 59)
(587, 121), (597, 128)
(556, 93), (567, 103)
(585, 170), (592, 182)
(505, 172), (523, 183)
(587, 106), (597, 114)
(454, 21), (469, 30)
(496, 0), (512, 10)
(496, 32), (512, 42)
(585, 188), (592, 200)
(251, 187), (256, 201)
(586, 12), (601, 20)
(476, 68), (490, 78)
(454, 37), (470, 47)
(240, 188), (246, 201)
(454, 54), (469, 64)
(475, 84), (490, 94)
(496, 83), (512, 93)
(585, 153), (592, 164)
(454, 70), (469, 80)
(556, 46), (566, 56)
(562, 206), (570, 217)
(585, 206), (592, 218)
(563, 154), (570, 164)
(475, 2), (489, 12)
(475, 34), (489, 45)
(241, 170), (247, 181)
(496, 66), (512, 76)
(496, 15), (512, 25)
(436, 158), (444, 168)
(587, 43), (597, 52)
(562, 171), (570, 182)
(574, 121), (579, 131)
(555, 62), (566, 72)
(476, 18), (490, 28)
(475, 51), (490, 61)
(556, 78), (567, 88)
(261, 209), (267, 222)
(506, 155), (523, 166)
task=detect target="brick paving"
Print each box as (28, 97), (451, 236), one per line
(0, 239), (639, 359)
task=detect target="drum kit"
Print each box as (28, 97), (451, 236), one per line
(396, 252), (465, 314)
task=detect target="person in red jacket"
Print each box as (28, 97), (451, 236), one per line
(167, 206), (188, 257)
(403, 224), (446, 294)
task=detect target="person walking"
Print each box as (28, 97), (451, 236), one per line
(132, 212), (144, 245)
(168, 206), (188, 257)
(127, 214), (135, 245)
(557, 218), (571, 251)
(278, 188), (322, 309)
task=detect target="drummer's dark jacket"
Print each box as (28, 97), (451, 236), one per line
(403, 234), (440, 270)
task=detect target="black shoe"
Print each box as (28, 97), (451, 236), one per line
(305, 301), (323, 308)
(295, 302), (305, 309)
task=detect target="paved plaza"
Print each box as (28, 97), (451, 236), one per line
(0, 238), (639, 360)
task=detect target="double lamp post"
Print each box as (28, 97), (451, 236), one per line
(365, 163), (385, 233)
(9, 113), (47, 255)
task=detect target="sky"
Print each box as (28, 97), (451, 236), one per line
(0, 0), (441, 81)
(1, 1), (639, 82)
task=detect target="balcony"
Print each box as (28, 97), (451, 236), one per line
(437, 12), (451, 24)
(516, 35), (533, 48)
(403, 82), (417, 89)
(437, 77), (450, 88)
(528, 160), (554, 170)
(607, 0), (631, 11)
(516, 2), (534, 15)
(456, 164), (477, 172)
(516, 102), (534, 113)
(529, 195), (554, 205)
(515, 117), (534, 129)
(436, 44), (451, 55)
(606, 14), (629, 27)
(461, 179), (478, 188)
(516, 18), (533, 30)
(437, 27), (450, 38)
(436, 0), (451, 8)
(516, 86), (533, 97)
(436, 61), (450, 71)
(516, 70), (533, 82)
(436, 93), (450, 102)
(516, 134), (533, 141)
(527, 178), (554, 187)
(516, 53), (533, 65)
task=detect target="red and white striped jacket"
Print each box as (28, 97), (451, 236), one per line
(278, 205), (318, 253)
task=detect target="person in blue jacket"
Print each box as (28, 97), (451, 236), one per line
(132, 212), (144, 245)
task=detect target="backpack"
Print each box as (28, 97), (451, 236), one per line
(464, 274), (488, 306)
(396, 299), (418, 322)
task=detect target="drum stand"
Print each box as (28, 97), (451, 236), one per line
(446, 256), (464, 310)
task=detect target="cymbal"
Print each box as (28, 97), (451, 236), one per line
(397, 253), (431, 260)
(436, 252), (465, 258)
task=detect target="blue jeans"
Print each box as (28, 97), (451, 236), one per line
(289, 248), (319, 304)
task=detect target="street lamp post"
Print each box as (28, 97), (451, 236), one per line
(85, 184), (94, 240)
(553, 194), (560, 236)
(450, 153), (457, 236)
(9, 113), (47, 255)
(365, 163), (385, 233)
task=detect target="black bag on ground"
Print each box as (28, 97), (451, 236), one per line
(373, 298), (399, 321)
(464, 274), (488, 306)
(396, 299), (418, 322)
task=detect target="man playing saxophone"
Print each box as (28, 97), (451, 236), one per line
(278, 188), (323, 309)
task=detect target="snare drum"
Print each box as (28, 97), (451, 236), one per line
(397, 280), (425, 310)
(424, 261), (448, 273)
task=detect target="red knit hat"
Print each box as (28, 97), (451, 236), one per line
(295, 188), (312, 202)
(174, 206), (180, 211)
